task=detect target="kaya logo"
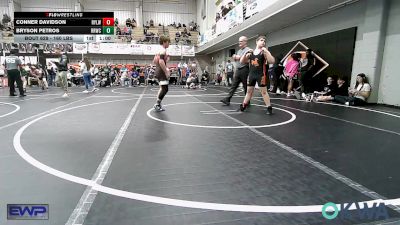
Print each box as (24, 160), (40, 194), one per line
(322, 202), (389, 221)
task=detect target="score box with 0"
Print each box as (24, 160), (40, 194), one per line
(102, 18), (114, 26)
(90, 27), (114, 34)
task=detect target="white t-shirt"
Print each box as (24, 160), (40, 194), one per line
(79, 62), (88, 73)
(355, 83), (371, 101)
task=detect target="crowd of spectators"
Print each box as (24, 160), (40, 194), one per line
(0, 13), (13, 40)
(168, 20), (199, 32)
(263, 49), (372, 106)
(113, 17), (199, 44)
(216, 2), (235, 22)
(175, 27), (192, 44)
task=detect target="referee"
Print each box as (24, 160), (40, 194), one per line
(3, 49), (25, 97)
(220, 36), (250, 106)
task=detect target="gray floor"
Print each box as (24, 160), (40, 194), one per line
(0, 85), (399, 225)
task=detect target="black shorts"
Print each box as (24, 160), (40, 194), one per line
(247, 74), (267, 87)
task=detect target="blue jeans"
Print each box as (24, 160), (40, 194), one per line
(83, 73), (93, 90)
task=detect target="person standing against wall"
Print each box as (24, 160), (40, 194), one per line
(220, 36), (250, 106)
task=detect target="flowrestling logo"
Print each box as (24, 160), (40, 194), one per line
(7, 204), (49, 220)
(322, 202), (389, 221)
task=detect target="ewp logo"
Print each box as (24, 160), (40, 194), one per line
(7, 204), (49, 220)
(322, 202), (389, 221)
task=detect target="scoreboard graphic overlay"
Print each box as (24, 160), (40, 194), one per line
(14, 12), (115, 43)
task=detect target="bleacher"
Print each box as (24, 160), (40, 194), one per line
(132, 26), (144, 42)
(115, 24), (199, 46)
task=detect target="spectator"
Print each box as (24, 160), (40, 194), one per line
(146, 66), (157, 86)
(175, 31), (181, 44)
(227, 2), (235, 11)
(216, 13), (221, 22)
(190, 60), (197, 78)
(201, 66), (210, 86)
(123, 26), (128, 35)
(115, 18), (119, 26)
(268, 56), (283, 93)
(27, 65), (38, 87)
(186, 72), (198, 89)
(37, 64), (48, 90)
(47, 62), (56, 86)
(150, 19), (154, 27)
(334, 73), (371, 106)
(284, 53), (301, 96)
(302, 76), (336, 101)
(2, 13), (11, 28)
(189, 21), (195, 30)
(139, 68), (145, 84)
(132, 18), (137, 27)
(225, 59), (234, 86)
(20, 65), (29, 91)
(69, 65), (79, 86)
(131, 69), (139, 86)
(120, 69), (129, 86)
(300, 49), (316, 94)
(80, 58), (97, 93)
(216, 64), (223, 85)
(221, 5), (230, 17)
(177, 23), (182, 28)
(314, 76), (348, 102)
(126, 18), (131, 27)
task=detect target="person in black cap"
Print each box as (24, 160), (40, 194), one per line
(3, 49), (25, 97)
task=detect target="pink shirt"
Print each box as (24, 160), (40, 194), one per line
(284, 59), (300, 78)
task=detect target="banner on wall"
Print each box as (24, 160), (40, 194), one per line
(226, 2), (243, 29)
(88, 43), (101, 54)
(129, 44), (144, 55)
(43, 43), (73, 53)
(84, 43), (194, 56)
(18, 43), (36, 53)
(1, 56), (38, 65)
(73, 43), (88, 54)
(142, 44), (163, 55)
(182, 46), (195, 57)
(99, 43), (117, 54)
(245, 0), (278, 18)
(216, 3), (243, 35)
(1, 43), (36, 53)
(216, 17), (229, 36)
(168, 45), (182, 56)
